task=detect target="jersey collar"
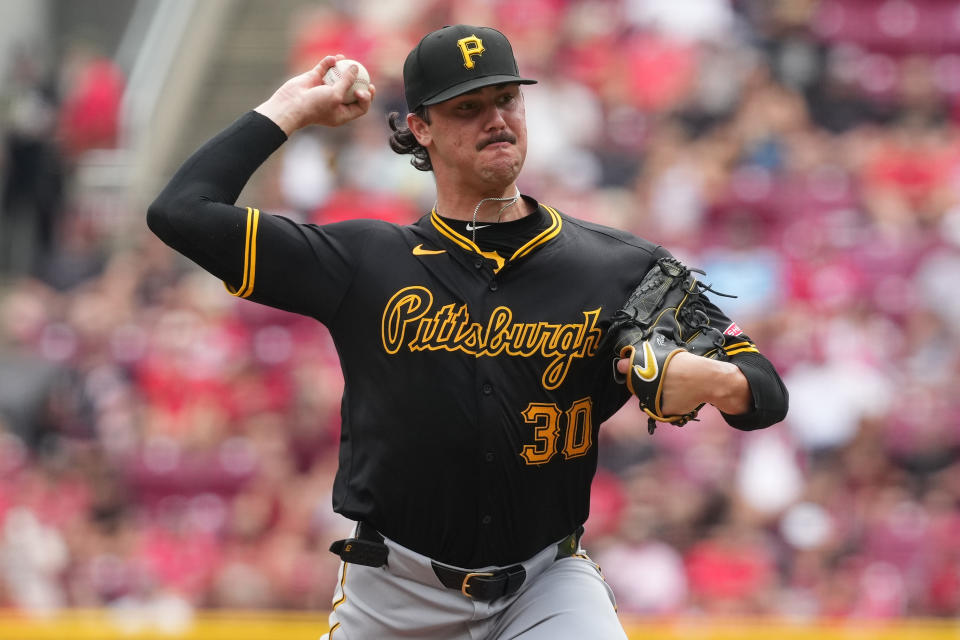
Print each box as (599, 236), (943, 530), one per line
(428, 200), (563, 265)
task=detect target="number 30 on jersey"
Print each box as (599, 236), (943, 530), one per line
(519, 398), (593, 465)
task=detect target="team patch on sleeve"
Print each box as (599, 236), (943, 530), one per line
(224, 207), (260, 299)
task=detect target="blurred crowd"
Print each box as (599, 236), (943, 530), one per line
(1, 0), (960, 622)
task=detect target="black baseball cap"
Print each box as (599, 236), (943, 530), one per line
(403, 25), (537, 112)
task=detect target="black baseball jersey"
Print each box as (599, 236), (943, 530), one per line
(148, 111), (788, 568)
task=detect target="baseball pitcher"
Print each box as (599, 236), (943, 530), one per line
(147, 24), (788, 640)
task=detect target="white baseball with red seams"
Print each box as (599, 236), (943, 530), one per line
(323, 59), (370, 104)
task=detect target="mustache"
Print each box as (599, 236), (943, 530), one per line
(477, 133), (517, 151)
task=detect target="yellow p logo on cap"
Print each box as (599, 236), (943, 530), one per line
(457, 35), (485, 69)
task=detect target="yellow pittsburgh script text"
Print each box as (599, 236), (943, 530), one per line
(381, 286), (603, 390)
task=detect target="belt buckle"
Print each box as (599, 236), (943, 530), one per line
(461, 571), (494, 598)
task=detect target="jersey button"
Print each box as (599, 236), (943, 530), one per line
(489, 280), (498, 291)
(482, 383), (493, 395)
(482, 515), (492, 525)
(474, 260), (483, 269)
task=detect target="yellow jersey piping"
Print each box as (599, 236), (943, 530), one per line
(726, 345), (760, 356)
(511, 206), (562, 260)
(429, 205), (562, 263)
(430, 209), (482, 253)
(224, 207), (259, 298)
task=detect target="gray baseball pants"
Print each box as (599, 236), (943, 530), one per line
(320, 527), (627, 639)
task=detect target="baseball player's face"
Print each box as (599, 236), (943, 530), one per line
(414, 84), (528, 191)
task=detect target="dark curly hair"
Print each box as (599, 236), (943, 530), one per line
(388, 107), (432, 172)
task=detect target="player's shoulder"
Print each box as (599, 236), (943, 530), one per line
(547, 204), (665, 257)
(307, 216), (419, 240)
(303, 213), (447, 256)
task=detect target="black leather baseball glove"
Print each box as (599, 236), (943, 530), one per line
(610, 257), (734, 434)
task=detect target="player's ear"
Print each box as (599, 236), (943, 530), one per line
(407, 111), (432, 147)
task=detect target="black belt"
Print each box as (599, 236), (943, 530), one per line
(328, 522), (390, 567)
(329, 524), (583, 602)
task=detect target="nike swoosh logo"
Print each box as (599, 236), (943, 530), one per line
(412, 244), (446, 256)
(632, 342), (659, 382)
(464, 223), (490, 231)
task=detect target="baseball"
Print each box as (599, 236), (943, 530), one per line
(323, 59), (371, 104)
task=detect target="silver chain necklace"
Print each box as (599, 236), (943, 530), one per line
(435, 190), (521, 244)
